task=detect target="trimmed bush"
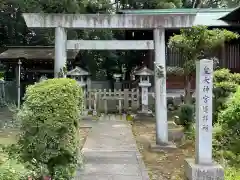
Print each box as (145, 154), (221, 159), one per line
(213, 69), (239, 124)
(231, 73), (240, 84)
(213, 81), (237, 123)
(178, 104), (194, 130)
(213, 68), (231, 83)
(17, 78), (83, 179)
(214, 86), (240, 165)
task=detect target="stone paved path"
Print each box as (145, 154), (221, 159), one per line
(75, 115), (149, 180)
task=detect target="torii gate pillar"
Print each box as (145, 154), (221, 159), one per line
(55, 27), (67, 77)
(154, 28), (168, 145)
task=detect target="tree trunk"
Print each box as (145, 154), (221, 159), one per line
(184, 75), (192, 104)
(125, 69), (131, 81)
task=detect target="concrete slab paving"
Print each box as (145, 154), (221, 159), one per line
(80, 119), (98, 128)
(74, 115), (149, 180)
(112, 175), (143, 180)
(75, 174), (112, 180)
(78, 163), (142, 175)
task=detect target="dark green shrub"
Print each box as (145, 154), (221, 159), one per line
(167, 97), (175, 111)
(214, 86), (240, 166)
(213, 81), (237, 124)
(17, 78), (83, 179)
(213, 69), (239, 124)
(178, 104), (194, 130)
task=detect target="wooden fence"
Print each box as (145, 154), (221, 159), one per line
(225, 43), (240, 72)
(84, 89), (140, 114)
(83, 88), (185, 114)
(166, 43), (240, 73)
(0, 80), (17, 106)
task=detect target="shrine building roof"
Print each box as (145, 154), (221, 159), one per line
(0, 46), (78, 62)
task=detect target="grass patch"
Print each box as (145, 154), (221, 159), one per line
(0, 128), (28, 180)
(0, 127), (90, 179)
(0, 128), (19, 160)
(0, 129), (18, 144)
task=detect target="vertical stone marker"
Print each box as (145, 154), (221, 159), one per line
(185, 59), (224, 180)
(196, 59), (213, 165)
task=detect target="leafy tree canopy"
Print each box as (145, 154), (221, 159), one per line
(168, 25), (239, 75)
(1, 0), (240, 80)
(168, 25), (239, 103)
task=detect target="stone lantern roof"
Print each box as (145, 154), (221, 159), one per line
(134, 66), (154, 76)
(67, 66), (90, 76)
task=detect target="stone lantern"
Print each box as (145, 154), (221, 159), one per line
(113, 73), (122, 89)
(135, 66), (154, 114)
(67, 66), (90, 91)
(113, 73), (122, 82)
(67, 67), (90, 114)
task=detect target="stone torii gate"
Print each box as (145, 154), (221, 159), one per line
(22, 12), (223, 148)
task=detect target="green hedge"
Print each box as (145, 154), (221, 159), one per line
(213, 68), (231, 83)
(213, 69), (239, 124)
(214, 86), (240, 166)
(177, 104), (194, 130)
(17, 78), (83, 179)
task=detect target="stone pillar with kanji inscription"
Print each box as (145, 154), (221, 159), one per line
(184, 59), (224, 180)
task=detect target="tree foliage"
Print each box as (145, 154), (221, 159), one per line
(0, 0), (188, 81)
(0, 0), (31, 46)
(168, 26), (239, 103)
(214, 85), (240, 166)
(16, 0), (121, 80)
(213, 69), (239, 124)
(118, 0), (182, 9)
(1, 0), (240, 80)
(168, 26), (239, 75)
